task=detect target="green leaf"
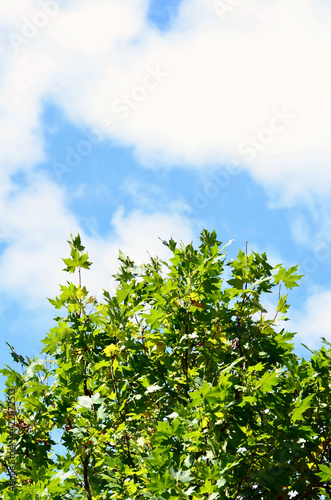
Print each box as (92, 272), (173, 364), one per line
(77, 396), (93, 410)
(5, 228), (328, 499)
(317, 464), (331, 481)
(170, 468), (193, 483)
(277, 294), (289, 313)
(273, 264), (304, 289)
(5, 342), (29, 366)
(291, 394), (314, 422)
(258, 370), (279, 392)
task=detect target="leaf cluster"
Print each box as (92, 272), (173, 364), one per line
(0, 229), (330, 499)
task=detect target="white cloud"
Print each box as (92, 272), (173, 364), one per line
(85, 207), (197, 300)
(0, 0), (330, 203)
(1, 0), (331, 308)
(0, 174), (195, 308)
(0, 174), (79, 306)
(290, 289), (331, 349)
(55, 0), (331, 194)
(49, 1), (139, 56)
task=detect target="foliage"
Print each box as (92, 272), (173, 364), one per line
(0, 230), (330, 499)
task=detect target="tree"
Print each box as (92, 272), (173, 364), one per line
(0, 229), (330, 499)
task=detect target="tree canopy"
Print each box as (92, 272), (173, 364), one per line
(0, 229), (331, 499)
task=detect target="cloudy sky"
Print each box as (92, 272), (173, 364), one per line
(0, 0), (331, 379)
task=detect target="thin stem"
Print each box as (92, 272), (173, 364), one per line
(82, 451), (92, 500)
(261, 284), (281, 330)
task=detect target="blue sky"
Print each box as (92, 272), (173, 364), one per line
(1, 0), (331, 394)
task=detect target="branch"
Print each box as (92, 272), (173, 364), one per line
(82, 451), (92, 500)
